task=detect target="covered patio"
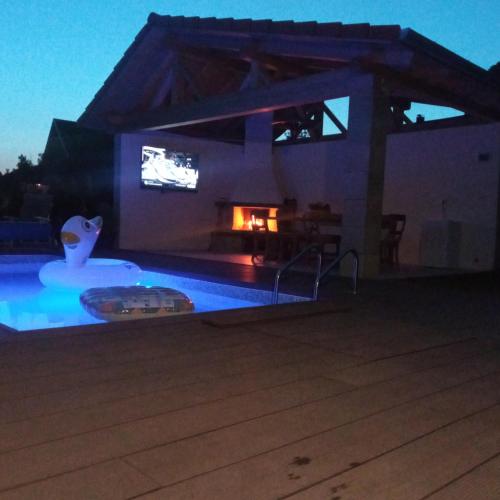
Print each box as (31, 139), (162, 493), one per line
(79, 14), (500, 278)
(5, 14), (496, 498)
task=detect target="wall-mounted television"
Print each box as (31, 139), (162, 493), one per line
(141, 146), (199, 191)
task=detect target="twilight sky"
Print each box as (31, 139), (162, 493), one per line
(0, 0), (499, 173)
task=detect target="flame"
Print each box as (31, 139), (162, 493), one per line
(232, 206), (278, 232)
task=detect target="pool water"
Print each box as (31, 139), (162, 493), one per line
(0, 255), (304, 331)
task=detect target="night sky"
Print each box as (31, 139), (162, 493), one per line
(0, 0), (499, 173)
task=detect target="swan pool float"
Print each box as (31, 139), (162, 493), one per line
(39, 215), (142, 291)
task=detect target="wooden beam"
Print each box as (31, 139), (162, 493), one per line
(165, 30), (414, 68)
(110, 66), (367, 131)
(387, 79), (499, 121)
(178, 62), (203, 101)
(239, 60), (272, 90)
(378, 59), (500, 121)
(239, 49), (311, 77)
(294, 106), (318, 140)
(146, 52), (177, 108)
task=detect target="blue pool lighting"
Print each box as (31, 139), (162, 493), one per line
(0, 255), (305, 331)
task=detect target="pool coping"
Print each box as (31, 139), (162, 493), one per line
(0, 298), (349, 340)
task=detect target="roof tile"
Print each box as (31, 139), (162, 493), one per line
(293, 21), (318, 35)
(315, 22), (343, 37)
(339, 23), (371, 38)
(147, 14), (401, 41)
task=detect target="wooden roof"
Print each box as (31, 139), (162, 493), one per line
(78, 14), (500, 141)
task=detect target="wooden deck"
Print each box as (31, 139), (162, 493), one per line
(0, 298), (498, 499)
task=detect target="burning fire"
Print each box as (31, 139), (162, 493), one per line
(232, 206), (278, 232)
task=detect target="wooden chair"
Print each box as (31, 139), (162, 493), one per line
(250, 210), (277, 264)
(297, 209), (342, 260)
(380, 214), (406, 266)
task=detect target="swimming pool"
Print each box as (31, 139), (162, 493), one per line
(0, 255), (305, 331)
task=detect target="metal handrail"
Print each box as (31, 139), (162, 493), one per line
(313, 249), (359, 301)
(272, 243), (322, 304)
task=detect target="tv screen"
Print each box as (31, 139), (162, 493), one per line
(141, 146), (199, 191)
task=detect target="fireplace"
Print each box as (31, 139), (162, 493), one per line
(232, 206), (278, 232)
(215, 201), (281, 232)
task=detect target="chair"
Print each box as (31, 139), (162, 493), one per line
(250, 210), (276, 264)
(297, 208), (342, 260)
(380, 214), (406, 266)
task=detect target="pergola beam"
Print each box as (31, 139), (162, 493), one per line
(239, 59), (272, 90)
(377, 57), (500, 121)
(164, 30), (414, 68)
(110, 66), (367, 131)
(387, 79), (499, 121)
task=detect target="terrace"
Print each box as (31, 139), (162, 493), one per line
(0, 258), (498, 498)
(1, 11), (499, 499)
(73, 14), (500, 278)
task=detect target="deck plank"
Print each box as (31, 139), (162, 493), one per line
(253, 316), (476, 360)
(0, 327), (277, 382)
(0, 460), (159, 500)
(423, 453), (500, 500)
(0, 332), (308, 385)
(0, 351), (356, 424)
(325, 338), (488, 386)
(0, 376), (350, 492)
(285, 404), (500, 499)
(0, 339), (341, 402)
(0, 288), (498, 499)
(121, 353), (500, 487)
(0, 374), (354, 453)
(0, 351), (497, 493)
(131, 372), (500, 499)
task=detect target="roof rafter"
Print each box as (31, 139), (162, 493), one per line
(380, 64), (500, 121)
(79, 14), (500, 133)
(164, 30), (414, 68)
(110, 66), (368, 131)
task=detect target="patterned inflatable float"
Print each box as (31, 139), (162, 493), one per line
(80, 286), (194, 321)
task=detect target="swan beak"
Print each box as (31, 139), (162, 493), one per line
(89, 216), (103, 230)
(61, 231), (80, 245)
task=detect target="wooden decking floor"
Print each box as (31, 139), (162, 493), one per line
(0, 300), (498, 499)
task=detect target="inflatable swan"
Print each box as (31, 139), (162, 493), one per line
(61, 215), (103, 268)
(39, 215), (142, 290)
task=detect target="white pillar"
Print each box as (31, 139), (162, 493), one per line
(232, 112), (282, 204)
(341, 75), (391, 277)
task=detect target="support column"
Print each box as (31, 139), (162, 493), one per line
(232, 112), (282, 204)
(341, 74), (391, 278)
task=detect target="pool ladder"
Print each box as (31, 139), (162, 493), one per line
(272, 246), (359, 304)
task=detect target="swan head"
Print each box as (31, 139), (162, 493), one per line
(61, 215), (103, 268)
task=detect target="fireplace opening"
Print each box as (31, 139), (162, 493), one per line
(232, 206), (278, 232)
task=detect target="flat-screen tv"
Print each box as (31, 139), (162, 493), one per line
(141, 146), (199, 191)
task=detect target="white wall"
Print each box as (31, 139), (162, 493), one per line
(273, 139), (348, 214)
(116, 132), (348, 251)
(116, 124), (500, 270)
(116, 131), (243, 251)
(383, 123), (500, 269)
(274, 124), (500, 270)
